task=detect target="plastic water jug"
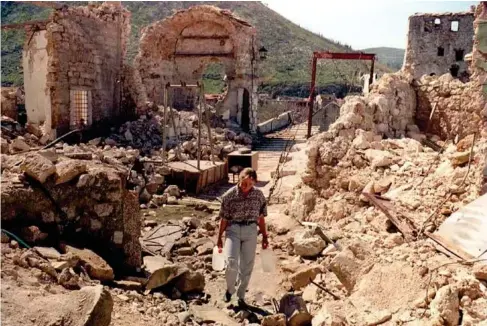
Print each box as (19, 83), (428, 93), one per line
(212, 246), (225, 271)
(260, 248), (276, 273)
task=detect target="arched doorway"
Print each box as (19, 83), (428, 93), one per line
(241, 88), (250, 132)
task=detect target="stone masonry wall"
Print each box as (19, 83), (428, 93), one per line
(1, 154), (141, 272)
(415, 3), (487, 141)
(45, 2), (130, 134)
(404, 12), (474, 79)
(415, 73), (485, 140)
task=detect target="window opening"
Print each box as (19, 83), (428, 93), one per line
(451, 21), (459, 32)
(455, 49), (464, 61)
(70, 90), (89, 129)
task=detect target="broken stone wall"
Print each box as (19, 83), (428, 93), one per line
(301, 72), (417, 190)
(414, 74), (485, 140)
(24, 2), (131, 137)
(22, 27), (51, 132)
(403, 12), (474, 79)
(414, 3), (487, 140)
(1, 87), (20, 120)
(1, 154), (141, 272)
(134, 5), (260, 132)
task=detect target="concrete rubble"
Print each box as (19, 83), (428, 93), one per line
(2, 2), (487, 326)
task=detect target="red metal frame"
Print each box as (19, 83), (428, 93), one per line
(307, 51), (376, 138)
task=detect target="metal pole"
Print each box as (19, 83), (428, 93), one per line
(197, 85), (202, 170)
(201, 84), (215, 164)
(168, 103), (182, 161)
(162, 84), (167, 164)
(307, 55), (318, 139)
(368, 56), (375, 88)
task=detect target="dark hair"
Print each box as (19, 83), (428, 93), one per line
(239, 167), (257, 182)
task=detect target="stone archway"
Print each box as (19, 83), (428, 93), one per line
(134, 5), (260, 132)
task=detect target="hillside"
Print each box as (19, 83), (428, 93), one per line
(362, 47), (405, 71)
(1, 1), (392, 96)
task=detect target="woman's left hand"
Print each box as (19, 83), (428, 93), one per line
(262, 235), (269, 249)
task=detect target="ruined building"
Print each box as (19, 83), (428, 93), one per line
(22, 4), (261, 138)
(22, 2), (131, 138)
(404, 11), (475, 79)
(132, 5), (260, 132)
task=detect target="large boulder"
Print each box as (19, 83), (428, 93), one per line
(11, 137), (30, 152)
(145, 264), (188, 290)
(64, 246), (114, 281)
(329, 250), (363, 293)
(364, 149), (393, 168)
(430, 285), (459, 326)
(20, 153), (56, 183)
(292, 230), (326, 258)
(1, 285), (113, 326)
(289, 266), (321, 290)
(164, 185), (180, 197)
(473, 263), (487, 281)
(290, 186), (317, 220)
(175, 271), (205, 293)
(55, 160), (87, 185)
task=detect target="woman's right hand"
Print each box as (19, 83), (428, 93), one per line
(217, 236), (223, 253)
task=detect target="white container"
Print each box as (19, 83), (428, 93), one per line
(212, 246), (225, 271)
(260, 248), (276, 273)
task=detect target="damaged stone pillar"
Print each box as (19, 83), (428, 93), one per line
(121, 190), (142, 269)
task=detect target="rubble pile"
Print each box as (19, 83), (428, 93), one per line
(1, 147), (142, 271)
(301, 72), (417, 189)
(0, 118), (48, 153)
(102, 107), (253, 159)
(1, 87), (21, 121)
(280, 72), (487, 326)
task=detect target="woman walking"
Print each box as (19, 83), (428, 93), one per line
(217, 168), (269, 306)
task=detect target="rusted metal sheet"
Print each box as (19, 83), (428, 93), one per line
(434, 194), (487, 259)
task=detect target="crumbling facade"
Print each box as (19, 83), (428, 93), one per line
(404, 11), (474, 79)
(414, 3), (487, 140)
(22, 2), (131, 138)
(133, 6), (260, 132)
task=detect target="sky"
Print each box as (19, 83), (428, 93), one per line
(264, 0), (478, 51)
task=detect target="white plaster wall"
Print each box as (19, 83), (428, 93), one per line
(23, 30), (51, 131)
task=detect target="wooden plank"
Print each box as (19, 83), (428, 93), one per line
(363, 192), (416, 242)
(425, 231), (474, 261)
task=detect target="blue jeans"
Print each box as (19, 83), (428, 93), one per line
(224, 223), (258, 299)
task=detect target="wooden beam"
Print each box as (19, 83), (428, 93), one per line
(363, 192), (416, 242)
(1, 19), (49, 31)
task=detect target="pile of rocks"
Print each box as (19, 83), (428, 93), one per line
(277, 71), (487, 325)
(103, 107), (253, 158)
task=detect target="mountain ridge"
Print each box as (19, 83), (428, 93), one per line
(1, 1), (392, 96)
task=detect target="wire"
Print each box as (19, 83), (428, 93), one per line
(1, 229), (31, 249)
